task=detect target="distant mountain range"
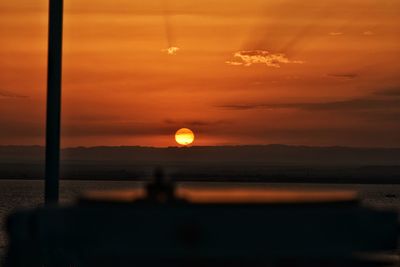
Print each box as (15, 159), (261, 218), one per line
(1, 145), (400, 165)
(0, 145), (399, 182)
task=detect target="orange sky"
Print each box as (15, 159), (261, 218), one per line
(0, 0), (399, 147)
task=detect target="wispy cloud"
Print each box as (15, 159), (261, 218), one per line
(218, 99), (400, 111)
(329, 32), (343, 36)
(164, 119), (229, 127)
(226, 50), (304, 68)
(373, 88), (400, 96)
(161, 46), (180, 55)
(0, 89), (27, 99)
(327, 73), (358, 79)
(217, 88), (400, 111)
(363, 31), (374, 36)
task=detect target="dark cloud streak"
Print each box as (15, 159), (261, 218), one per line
(0, 89), (27, 99)
(217, 88), (400, 111)
(374, 88), (400, 96)
(164, 119), (229, 127)
(327, 73), (358, 79)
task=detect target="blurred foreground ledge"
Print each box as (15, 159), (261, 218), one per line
(3, 176), (398, 267)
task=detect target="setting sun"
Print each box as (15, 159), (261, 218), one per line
(175, 128), (195, 146)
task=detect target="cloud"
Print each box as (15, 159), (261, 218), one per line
(327, 73), (358, 79)
(329, 32), (343, 36)
(225, 61), (243, 66)
(362, 111), (400, 123)
(164, 119), (229, 127)
(0, 89), (27, 99)
(217, 88), (400, 112)
(62, 122), (174, 137)
(62, 119), (231, 138)
(218, 99), (400, 111)
(363, 31), (374, 36)
(217, 104), (258, 110)
(161, 46), (180, 55)
(373, 88), (400, 97)
(226, 50), (304, 68)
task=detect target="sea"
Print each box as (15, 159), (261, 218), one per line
(1, 180), (400, 260)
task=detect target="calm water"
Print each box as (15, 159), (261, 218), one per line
(1, 180), (400, 251)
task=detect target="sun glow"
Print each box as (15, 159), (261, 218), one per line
(175, 128), (195, 146)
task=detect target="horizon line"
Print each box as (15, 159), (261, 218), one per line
(0, 144), (400, 150)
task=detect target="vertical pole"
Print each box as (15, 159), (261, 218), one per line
(45, 0), (63, 204)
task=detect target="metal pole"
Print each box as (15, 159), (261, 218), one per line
(45, 0), (64, 204)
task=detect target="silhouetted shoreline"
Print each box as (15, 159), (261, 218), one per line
(0, 145), (399, 183)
